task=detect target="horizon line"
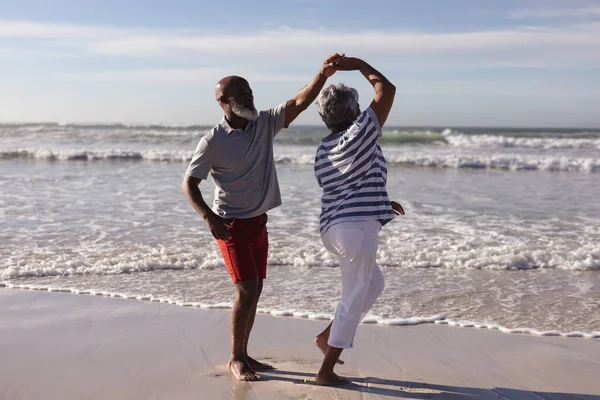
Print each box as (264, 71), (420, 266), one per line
(1, 121), (599, 130)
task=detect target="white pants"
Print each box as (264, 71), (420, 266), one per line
(322, 220), (384, 349)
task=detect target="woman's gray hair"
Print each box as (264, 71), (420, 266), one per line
(316, 84), (359, 131)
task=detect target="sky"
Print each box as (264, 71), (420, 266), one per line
(0, 0), (599, 127)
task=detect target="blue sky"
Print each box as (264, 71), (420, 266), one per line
(0, 0), (599, 127)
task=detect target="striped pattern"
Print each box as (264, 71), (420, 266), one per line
(314, 108), (395, 234)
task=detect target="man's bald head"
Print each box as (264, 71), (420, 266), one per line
(215, 76), (249, 102)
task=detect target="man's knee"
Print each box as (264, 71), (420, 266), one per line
(236, 278), (260, 303)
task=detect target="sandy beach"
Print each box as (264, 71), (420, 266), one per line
(2, 2), (600, 400)
(0, 288), (598, 400)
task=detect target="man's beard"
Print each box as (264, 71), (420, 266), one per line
(231, 100), (259, 121)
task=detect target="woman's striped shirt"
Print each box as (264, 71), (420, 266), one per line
(314, 107), (395, 234)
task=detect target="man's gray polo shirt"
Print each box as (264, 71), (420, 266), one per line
(185, 103), (286, 219)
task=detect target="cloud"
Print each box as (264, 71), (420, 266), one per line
(57, 69), (600, 101)
(401, 81), (600, 100)
(87, 26), (600, 59)
(1, 19), (600, 72)
(60, 68), (310, 84)
(0, 20), (129, 39)
(509, 6), (600, 19)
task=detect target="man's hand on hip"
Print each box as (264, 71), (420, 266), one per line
(205, 213), (233, 241)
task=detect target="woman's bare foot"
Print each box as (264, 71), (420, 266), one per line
(247, 356), (274, 371)
(314, 337), (344, 365)
(228, 359), (261, 381)
(316, 371), (350, 386)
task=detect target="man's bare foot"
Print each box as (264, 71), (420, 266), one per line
(247, 356), (274, 371)
(228, 360), (260, 381)
(316, 371), (350, 386)
(314, 337), (344, 365)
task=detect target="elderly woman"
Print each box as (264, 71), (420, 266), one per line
(312, 57), (404, 386)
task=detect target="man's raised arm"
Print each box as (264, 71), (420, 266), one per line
(283, 53), (344, 128)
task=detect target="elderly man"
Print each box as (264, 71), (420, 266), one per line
(312, 57), (405, 386)
(182, 54), (343, 381)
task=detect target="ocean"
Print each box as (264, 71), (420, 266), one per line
(1, 122), (599, 337)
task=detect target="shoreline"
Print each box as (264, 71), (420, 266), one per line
(1, 288), (599, 399)
(2, 282), (599, 340)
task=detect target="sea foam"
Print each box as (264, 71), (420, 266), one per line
(2, 283), (598, 339)
(2, 148), (598, 172)
(443, 129), (600, 150)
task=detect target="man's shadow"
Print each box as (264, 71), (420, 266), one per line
(232, 369), (600, 399)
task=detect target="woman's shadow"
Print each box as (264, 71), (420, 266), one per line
(229, 369), (600, 399)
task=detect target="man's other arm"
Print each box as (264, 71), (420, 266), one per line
(181, 175), (232, 241)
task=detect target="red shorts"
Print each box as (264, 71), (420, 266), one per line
(217, 213), (268, 284)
